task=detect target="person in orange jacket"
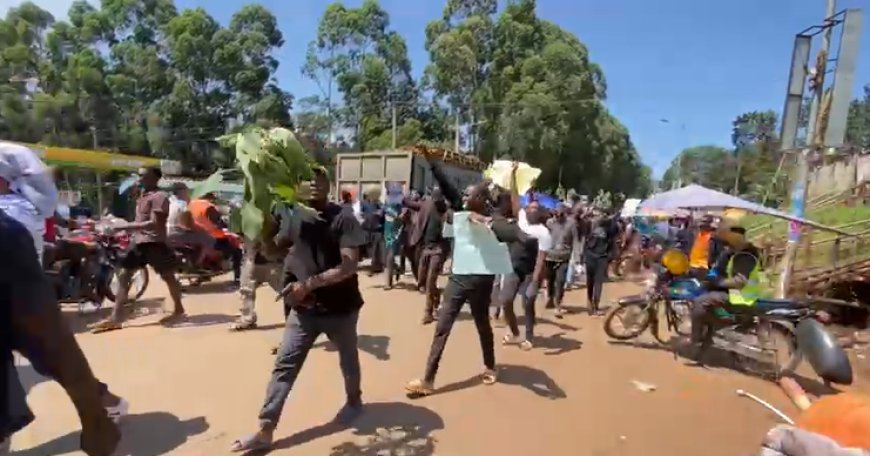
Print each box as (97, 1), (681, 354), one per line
(188, 193), (242, 286)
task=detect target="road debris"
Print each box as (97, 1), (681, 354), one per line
(630, 380), (656, 392)
(779, 377), (812, 411)
(737, 389), (795, 425)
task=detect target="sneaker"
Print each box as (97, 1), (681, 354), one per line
(518, 339), (533, 351)
(106, 398), (129, 424)
(481, 368), (497, 385)
(553, 308), (566, 319)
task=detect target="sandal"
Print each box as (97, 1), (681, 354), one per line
(90, 320), (123, 334)
(481, 368), (497, 385)
(405, 379), (434, 399)
(230, 320), (258, 332)
(230, 432), (273, 453)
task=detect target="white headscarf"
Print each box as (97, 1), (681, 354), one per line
(0, 141), (58, 217)
(0, 142), (58, 264)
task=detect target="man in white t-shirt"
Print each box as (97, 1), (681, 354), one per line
(517, 204), (557, 317)
(519, 203), (553, 252)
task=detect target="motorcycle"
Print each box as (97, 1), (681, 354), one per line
(603, 270), (695, 344)
(604, 250), (853, 384)
(46, 224), (149, 309)
(172, 231), (242, 287)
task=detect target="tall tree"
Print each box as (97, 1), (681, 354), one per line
(304, 0), (417, 150)
(0, 0), (291, 174)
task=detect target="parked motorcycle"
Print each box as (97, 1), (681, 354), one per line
(45, 223), (149, 310)
(172, 231), (241, 287)
(604, 250), (853, 384)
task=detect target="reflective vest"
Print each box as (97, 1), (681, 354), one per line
(726, 252), (763, 306)
(188, 199), (225, 239)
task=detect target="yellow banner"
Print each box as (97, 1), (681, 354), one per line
(18, 143), (181, 173)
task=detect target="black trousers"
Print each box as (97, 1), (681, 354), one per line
(585, 256), (609, 311)
(545, 259), (569, 306)
(423, 274), (495, 383)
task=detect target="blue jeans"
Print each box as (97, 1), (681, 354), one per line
(499, 272), (537, 340)
(258, 309), (361, 429)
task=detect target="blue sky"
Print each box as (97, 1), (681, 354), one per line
(13, 0), (870, 177)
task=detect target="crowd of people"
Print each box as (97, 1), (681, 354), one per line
(0, 138), (841, 455)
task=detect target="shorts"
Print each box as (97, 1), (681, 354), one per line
(119, 242), (177, 274)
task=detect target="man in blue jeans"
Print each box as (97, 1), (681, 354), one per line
(230, 168), (368, 453)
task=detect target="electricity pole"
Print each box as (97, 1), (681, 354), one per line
(90, 126), (104, 214)
(391, 102), (397, 149)
(454, 108), (461, 153)
(777, 0), (837, 298)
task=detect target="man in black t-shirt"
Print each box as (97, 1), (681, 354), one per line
(230, 169), (368, 453)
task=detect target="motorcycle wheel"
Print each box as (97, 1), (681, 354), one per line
(105, 267), (150, 303)
(604, 302), (652, 340)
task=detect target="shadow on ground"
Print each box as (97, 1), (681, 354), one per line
(432, 364), (566, 400)
(180, 280), (237, 295)
(12, 413), (208, 456)
(62, 298), (167, 334)
(535, 332), (583, 356)
(313, 335), (392, 361)
(266, 402), (443, 456)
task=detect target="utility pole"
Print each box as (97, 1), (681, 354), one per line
(391, 102), (397, 149)
(454, 108), (461, 153)
(90, 126), (104, 215)
(777, 0), (836, 298)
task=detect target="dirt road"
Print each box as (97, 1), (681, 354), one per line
(9, 274), (862, 455)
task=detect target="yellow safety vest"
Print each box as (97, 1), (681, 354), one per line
(726, 251), (763, 306)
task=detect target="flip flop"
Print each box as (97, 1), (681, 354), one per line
(90, 320), (123, 334)
(230, 433), (272, 453)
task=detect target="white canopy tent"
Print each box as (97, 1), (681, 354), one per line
(639, 184), (852, 236)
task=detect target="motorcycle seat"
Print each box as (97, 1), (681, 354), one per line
(754, 298), (801, 312)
